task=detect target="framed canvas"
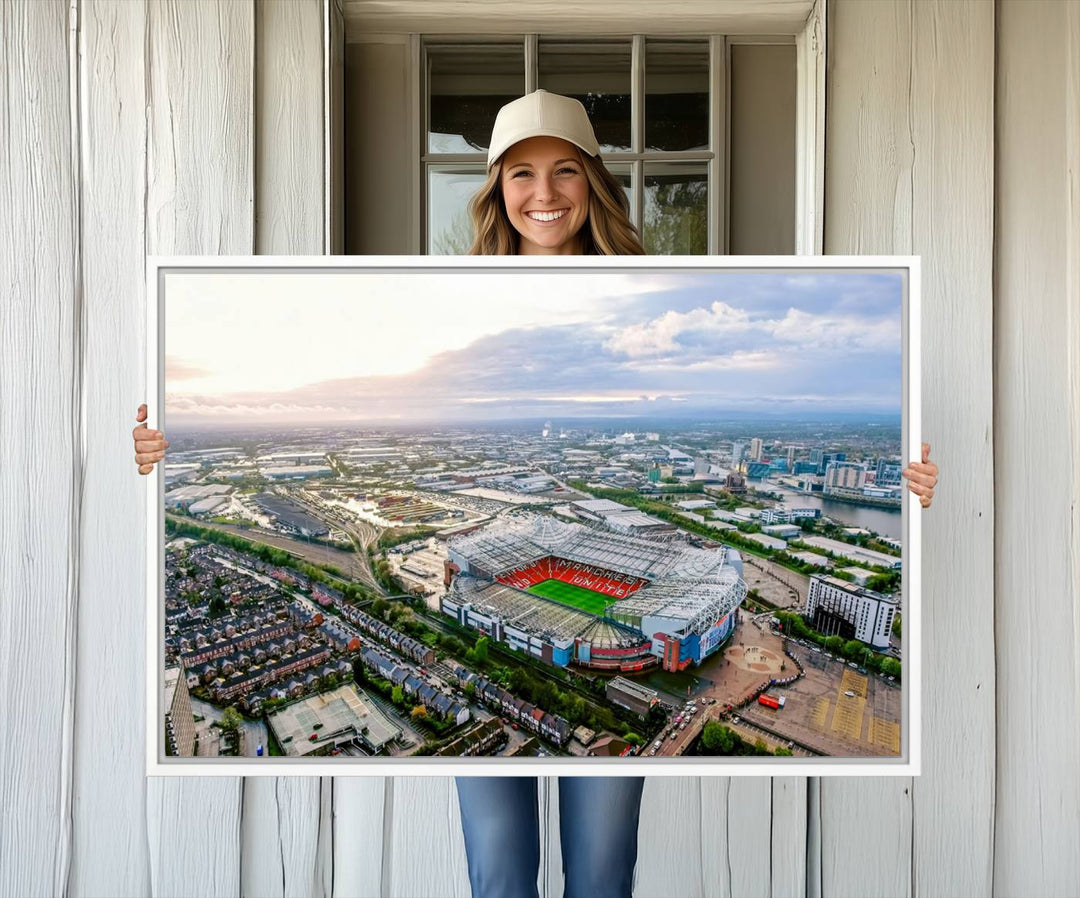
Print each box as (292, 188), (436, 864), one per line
(146, 256), (920, 776)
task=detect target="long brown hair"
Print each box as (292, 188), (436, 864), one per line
(467, 150), (645, 255)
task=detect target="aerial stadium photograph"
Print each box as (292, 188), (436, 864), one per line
(147, 259), (918, 776)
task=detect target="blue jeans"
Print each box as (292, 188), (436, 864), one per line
(454, 776), (646, 898)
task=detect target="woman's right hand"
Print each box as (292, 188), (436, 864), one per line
(133, 403), (169, 475)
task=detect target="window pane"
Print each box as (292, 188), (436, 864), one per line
(604, 163), (634, 218)
(645, 40), (709, 152)
(428, 167), (487, 254)
(538, 40), (632, 153)
(428, 44), (524, 154)
(643, 163), (707, 254)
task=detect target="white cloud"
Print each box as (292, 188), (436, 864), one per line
(603, 301), (753, 357)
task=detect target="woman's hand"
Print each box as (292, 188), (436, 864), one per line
(133, 403), (169, 475)
(902, 442), (938, 508)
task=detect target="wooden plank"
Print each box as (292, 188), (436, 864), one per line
(341, 0), (815, 37)
(385, 777), (471, 898)
(636, 777), (709, 897)
(332, 779), (387, 897)
(698, 778), (776, 898)
(241, 3), (327, 895)
(821, 3), (914, 894)
(145, 0), (254, 257)
(144, 2), (254, 895)
(0, 1), (78, 896)
(255, 0), (324, 255)
(771, 777), (808, 897)
(327, 0), (345, 255)
(908, 2), (995, 896)
(241, 778), (326, 898)
(994, 2), (1080, 893)
(70, 2), (154, 895)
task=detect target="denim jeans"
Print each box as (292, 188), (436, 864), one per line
(454, 776), (646, 898)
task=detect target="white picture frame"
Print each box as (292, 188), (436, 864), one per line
(146, 255), (920, 777)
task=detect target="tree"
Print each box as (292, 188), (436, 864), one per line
(391, 685), (405, 706)
(824, 635), (844, 654)
(411, 705), (428, 722)
(880, 657), (902, 679)
(843, 639), (864, 661)
(701, 722), (737, 754)
(474, 635), (489, 665)
(892, 613), (902, 638)
(219, 706), (243, 733)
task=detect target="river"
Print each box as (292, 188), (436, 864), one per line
(772, 485), (902, 541)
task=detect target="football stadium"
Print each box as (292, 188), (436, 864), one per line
(441, 514), (747, 674)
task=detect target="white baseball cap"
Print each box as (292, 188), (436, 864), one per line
(486, 90), (601, 169)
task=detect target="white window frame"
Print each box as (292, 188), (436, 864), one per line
(398, 0), (825, 256)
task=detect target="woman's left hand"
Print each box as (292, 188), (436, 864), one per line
(902, 442), (938, 509)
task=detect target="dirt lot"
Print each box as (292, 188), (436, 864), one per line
(741, 555), (808, 610)
(738, 642), (902, 757)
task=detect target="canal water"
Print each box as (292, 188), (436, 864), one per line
(773, 485), (902, 541)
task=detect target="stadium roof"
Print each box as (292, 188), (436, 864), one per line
(450, 513), (746, 635)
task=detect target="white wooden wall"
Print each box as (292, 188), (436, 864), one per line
(1, 1), (1077, 896)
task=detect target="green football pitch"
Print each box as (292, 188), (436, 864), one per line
(527, 579), (610, 615)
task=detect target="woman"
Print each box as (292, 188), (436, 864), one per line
(132, 90), (939, 898)
(452, 90), (649, 898)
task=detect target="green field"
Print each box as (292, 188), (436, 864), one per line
(527, 578), (610, 615)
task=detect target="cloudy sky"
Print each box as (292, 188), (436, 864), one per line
(163, 269), (903, 424)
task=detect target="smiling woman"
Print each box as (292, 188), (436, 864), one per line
(467, 90), (645, 256)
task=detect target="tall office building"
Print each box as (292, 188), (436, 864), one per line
(876, 458), (903, 487)
(750, 437), (763, 461)
(825, 461), (867, 490)
(786, 446), (796, 471)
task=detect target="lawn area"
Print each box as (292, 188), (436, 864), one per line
(527, 578), (610, 615)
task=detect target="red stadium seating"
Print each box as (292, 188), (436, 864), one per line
(496, 556), (647, 600)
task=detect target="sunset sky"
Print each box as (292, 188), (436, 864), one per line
(163, 268), (904, 424)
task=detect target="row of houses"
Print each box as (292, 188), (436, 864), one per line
(432, 717), (506, 757)
(210, 645), (333, 703)
(449, 664), (573, 747)
(242, 659), (354, 715)
(174, 620), (296, 668)
(336, 603), (436, 667)
(358, 647), (470, 726)
(184, 628), (327, 684)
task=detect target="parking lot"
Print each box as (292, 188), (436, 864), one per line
(738, 641), (902, 757)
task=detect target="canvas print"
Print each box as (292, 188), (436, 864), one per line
(152, 261), (916, 774)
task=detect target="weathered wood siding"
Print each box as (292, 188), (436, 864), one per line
(824, 2), (996, 897)
(1, 2), (1077, 898)
(994, 1), (1080, 894)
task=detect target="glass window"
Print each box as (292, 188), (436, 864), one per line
(645, 40), (709, 152)
(428, 167), (488, 254)
(643, 163), (708, 254)
(418, 35), (792, 256)
(538, 40), (632, 153)
(427, 44), (524, 154)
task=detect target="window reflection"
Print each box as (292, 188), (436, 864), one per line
(428, 44), (524, 154)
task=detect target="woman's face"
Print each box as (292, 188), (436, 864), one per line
(499, 136), (590, 255)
